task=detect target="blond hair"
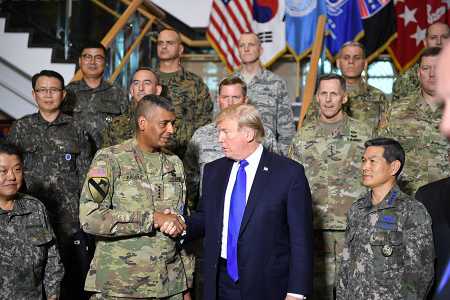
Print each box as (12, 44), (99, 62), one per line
(215, 104), (265, 143)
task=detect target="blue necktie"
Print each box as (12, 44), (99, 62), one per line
(227, 159), (249, 282)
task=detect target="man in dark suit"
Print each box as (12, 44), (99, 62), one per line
(178, 103), (313, 300)
(416, 176), (450, 300)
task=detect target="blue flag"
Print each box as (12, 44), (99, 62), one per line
(285, 0), (327, 61)
(325, 0), (363, 58)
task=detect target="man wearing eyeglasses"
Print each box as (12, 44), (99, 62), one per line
(7, 70), (92, 300)
(62, 41), (129, 153)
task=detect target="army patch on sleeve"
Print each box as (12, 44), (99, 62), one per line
(88, 177), (110, 203)
(88, 166), (107, 177)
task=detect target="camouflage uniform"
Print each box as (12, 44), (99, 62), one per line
(184, 123), (278, 209)
(336, 186), (434, 299)
(288, 115), (372, 299)
(157, 67), (213, 158)
(384, 90), (450, 195)
(7, 112), (92, 299)
(233, 68), (295, 155)
(0, 193), (64, 300)
(79, 138), (192, 298)
(305, 81), (388, 130)
(62, 79), (129, 150)
(101, 104), (135, 148)
(392, 63), (420, 101)
(7, 112), (91, 237)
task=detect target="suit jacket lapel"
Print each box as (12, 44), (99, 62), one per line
(239, 148), (271, 236)
(216, 159), (234, 237)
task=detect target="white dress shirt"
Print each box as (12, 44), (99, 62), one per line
(218, 144), (305, 299)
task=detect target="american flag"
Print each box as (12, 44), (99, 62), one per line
(207, 0), (253, 71)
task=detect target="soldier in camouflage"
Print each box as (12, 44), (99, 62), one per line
(62, 42), (129, 151)
(336, 138), (434, 299)
(7, 70), (92, 300)
(233, 32), (295, 155)
(156, 29), (213, 158)
(80, 95), (192, 299)
(101, 67), (162, 148)
(392, 22), (449, 101)
(289, 74), (372, 300)
(0, 142), (64, 300)
(384, 47), (450, 195)
(306, 41), (388, 130)
(184, 76), (279, 210)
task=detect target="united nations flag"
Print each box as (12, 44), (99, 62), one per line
(285, 0), (327, 60)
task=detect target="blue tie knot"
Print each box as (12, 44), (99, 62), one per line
(239, 160), (249, 168)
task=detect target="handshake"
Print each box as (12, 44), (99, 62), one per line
(153, 209), (186, 238)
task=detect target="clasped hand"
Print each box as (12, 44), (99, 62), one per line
(153, 209), (186, 237)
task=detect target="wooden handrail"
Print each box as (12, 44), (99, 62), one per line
(109, 18), (155, 82)
(297, 15), (327, 129)
(72, 0), (143, 81)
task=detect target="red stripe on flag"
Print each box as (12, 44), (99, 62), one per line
(210, 18), (240, 66)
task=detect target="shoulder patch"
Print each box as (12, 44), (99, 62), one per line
(88, 177), (110, 203)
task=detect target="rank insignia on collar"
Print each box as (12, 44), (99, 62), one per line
(382, 244), (393, 257)
(88, 177), (110, 203)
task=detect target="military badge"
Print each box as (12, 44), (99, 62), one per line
(382, 244), (393, 257)
(65, 153), (72, 161)
(88, 177), (110, 203)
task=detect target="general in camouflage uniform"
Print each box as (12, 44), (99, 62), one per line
(101, 67), (162, 149)
(384, 48), (450, 195)
(7, 70), (92, 300)
(62, 42), (129, 151)
(289, 74), (373, 300)
(157, 67), (213, 158)
(233, 69), (295, 155)
(0, 143), (64, 300)
(306, 81), (387, 130)
(306, 42), (388, 130)
(79, 95), (192, 299)
(336, 138), (434, 300)
(336, 186), (434, 299)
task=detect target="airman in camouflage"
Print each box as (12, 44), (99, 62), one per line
(7, 70), (92, 300)
(101, 67), (162, 148)
(183, 77), (279, 210)
(0, 143), (64, 300)
(156, 29), (213, 158)
(80, 95), (192, 299)
(61, 42), (129, 151)
(306, 41), (388, 130)
(384, 47), (450, 195)
(336, 138), (434, 300)
(289, 74), (372, 300)
(392, 22), (449, 101)
(233, 32), (295, 155)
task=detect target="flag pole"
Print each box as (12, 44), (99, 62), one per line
(297, 14), (327, 129)
(296, 58), (301, 99)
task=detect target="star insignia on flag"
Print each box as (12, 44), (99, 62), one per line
(410, 25), (426, 46)
(399, 5), (417, 27)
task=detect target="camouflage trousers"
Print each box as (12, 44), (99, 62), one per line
(312, 230), (345, 300)
(89, 292), (183, 300)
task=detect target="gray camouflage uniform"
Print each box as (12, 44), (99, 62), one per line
(0, 193), (64, 300)
(62, 79), (129, 150)
(336, 186), (434, 299)
(7, 112), (91, 238)
(233, 68), (295, 155)
(79, 138), (192, 299)
(288, 115), (372, 300)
